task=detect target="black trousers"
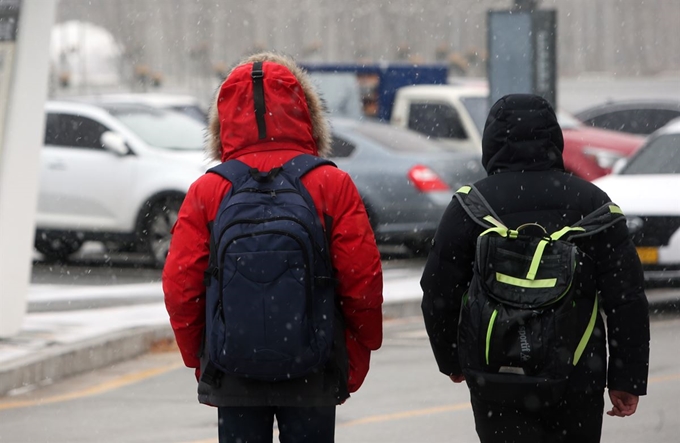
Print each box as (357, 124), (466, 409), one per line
(218, 405), (336, 443)
(470, 391), (605, 443)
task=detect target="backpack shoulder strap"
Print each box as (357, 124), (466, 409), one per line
(206, 159), (252, 189)
(282, 154), (337, 180)
(454, 185), (507, 231)
(208, 155), (337, 186)
(568, 203), (626, 239)
(282, 154), (337, 275)
(545, 203), (625, 242)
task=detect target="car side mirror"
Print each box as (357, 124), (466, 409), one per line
(612, 157), (628, 174)
(100, 131), (129, 156)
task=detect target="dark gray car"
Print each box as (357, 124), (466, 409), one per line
(575, 100), (680, 135)
(329, 118), (485, 254)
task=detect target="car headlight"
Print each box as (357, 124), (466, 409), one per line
(625, 216), (644, 234)
(582, 147), (626, 170)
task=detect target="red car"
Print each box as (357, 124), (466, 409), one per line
(558, 112), (645, 180)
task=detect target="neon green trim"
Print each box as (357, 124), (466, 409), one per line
(481, 226), (508, 237)
(462, 292), (468, 306)
(496, 272), (557, 288)
(483, 215), (506, 228)
(541, 260), (577, 307)
(517, 223), (547, 234)
(456, 186), (471, 194)
(485, 309), (498, 365)
(480, 226), (520, 239)
(526, 239), (549, 280)
(574, 296), (599, 366)
(609, 205), (623, 215)
(550, 226), (586, 241)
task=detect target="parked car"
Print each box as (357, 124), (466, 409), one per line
(390, 84), (646, 180)
(63, 93), (209, 123)
(557, 111), (645, 179)
(36, 100), (213, 266)
(592, 118), (680, 284)
(329, 118), (485, 254)
(575, 100), (680, 135)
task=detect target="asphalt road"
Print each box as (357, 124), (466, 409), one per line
(1, 313), (679, 443)
(16, 246), (680, 442)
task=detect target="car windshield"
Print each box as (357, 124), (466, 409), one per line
(106, 106), (205, 150)
(460, 96), (489, 135)
(169, 105), (209, 124)
(349, 122), (446, 153)
(621, 133), (680, 174)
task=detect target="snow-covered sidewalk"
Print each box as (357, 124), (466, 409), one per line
(0, 266), (424, 395)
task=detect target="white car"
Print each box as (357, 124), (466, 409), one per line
(592, 118), (680, 283)
(37, 100), (213, 267)
(65, 93), (208, 123)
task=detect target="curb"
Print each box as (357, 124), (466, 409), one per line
(0, 324), (174, 397)
(0, 299), (422, 398)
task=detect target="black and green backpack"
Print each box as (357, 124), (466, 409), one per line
(454, 185), (625, 409)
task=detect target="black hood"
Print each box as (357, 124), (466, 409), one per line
(481, 94), (564, 175)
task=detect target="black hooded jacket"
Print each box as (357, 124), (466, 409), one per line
(421, 94), (650, 396)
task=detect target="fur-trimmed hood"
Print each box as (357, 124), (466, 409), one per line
(207, 52), (331, 162)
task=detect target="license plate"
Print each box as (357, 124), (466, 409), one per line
(636, 247), (658, 264)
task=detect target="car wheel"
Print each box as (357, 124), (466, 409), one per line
(141, 197), (182, 268)
(35, 233), (83, 261)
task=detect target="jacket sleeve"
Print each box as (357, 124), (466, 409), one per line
(329, 173), (383, 392)
(420, 198), (476, 376)
(589, 218), (650, 396)
(162, 181), (211, 369)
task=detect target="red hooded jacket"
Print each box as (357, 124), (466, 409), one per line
(163, 54), (383, 394)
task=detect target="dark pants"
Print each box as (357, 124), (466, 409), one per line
(218, 406), (336, 443)
(470, 391), (604, 443)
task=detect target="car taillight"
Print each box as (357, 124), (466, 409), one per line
(408, 165), (450, 192)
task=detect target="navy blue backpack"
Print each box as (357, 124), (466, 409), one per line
(202, 154), (337, 382)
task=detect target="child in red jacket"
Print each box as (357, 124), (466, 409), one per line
(163, 52), (383, 443)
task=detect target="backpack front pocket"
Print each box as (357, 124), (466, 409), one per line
(483, 304), (545, 375)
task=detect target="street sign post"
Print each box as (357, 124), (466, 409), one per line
(487, 8), (558, 109)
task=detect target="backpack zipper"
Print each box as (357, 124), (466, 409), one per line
(217, 215), (325, 255)
(485, 308), (498, 365)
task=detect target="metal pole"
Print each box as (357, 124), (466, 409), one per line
(0, 0), (57, 337)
